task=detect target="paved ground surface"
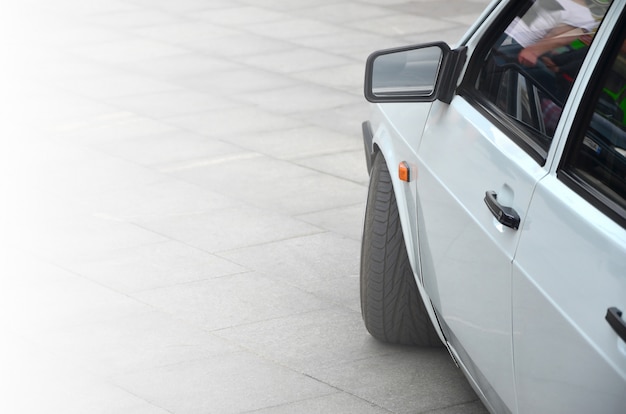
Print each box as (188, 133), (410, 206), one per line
(2, 1), (491, 413)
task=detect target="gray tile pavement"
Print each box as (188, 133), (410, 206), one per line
(1, 1), (491, 413)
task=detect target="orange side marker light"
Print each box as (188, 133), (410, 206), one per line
(399, 161), (411, 182)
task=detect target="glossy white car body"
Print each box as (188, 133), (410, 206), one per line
(361, 1), (626, 412)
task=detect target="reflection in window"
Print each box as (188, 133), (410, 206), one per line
(475, 0), (611, 153)
(567, 30), (626, 210)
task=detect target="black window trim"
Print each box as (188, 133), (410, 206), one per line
(558, 8), (626, 229)
(558, 170), (626, 228)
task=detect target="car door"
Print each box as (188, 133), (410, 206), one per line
(415, 1), (611, 412)
(512, 6), (626, 412)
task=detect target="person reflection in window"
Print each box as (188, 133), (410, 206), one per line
(505, 0), (599, 68)
(500, 1), (608, 101)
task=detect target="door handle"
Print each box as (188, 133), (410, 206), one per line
(484, 191), (520, 230)
(606, 307), (626, 342)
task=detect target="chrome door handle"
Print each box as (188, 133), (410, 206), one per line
(484, 191), (520, 230)
(606, 307), (626, 342)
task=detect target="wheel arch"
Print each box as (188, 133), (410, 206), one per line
(370, 127), (421, 282)
(371, 142), (448, 350)
(369, 128), (449, 347)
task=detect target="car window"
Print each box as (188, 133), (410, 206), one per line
(465, 0), (612, 163)
(560, 23), (626, 225)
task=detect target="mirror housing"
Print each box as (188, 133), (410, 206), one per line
(364, 42), (467, 104)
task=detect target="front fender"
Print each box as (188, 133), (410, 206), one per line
(366, 102), (432, 276)
(364, 101), (448, 347)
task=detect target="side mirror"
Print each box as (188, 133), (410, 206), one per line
(364, 42), (466, 104)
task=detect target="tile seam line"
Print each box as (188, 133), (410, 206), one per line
(300, 373), (397, 414)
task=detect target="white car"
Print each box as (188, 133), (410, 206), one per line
(359, 0), (626, 412)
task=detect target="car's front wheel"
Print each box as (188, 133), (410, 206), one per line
(360, 152), (442, 346)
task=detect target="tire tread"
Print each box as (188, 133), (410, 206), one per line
(360, 153), (441, 346)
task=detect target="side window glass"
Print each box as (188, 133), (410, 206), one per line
(472, 0), (611, 158)
(562, 28), (626, 216)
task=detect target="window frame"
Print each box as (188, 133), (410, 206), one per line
(558, 9), (626, 228)
(457, 0), (596, 166)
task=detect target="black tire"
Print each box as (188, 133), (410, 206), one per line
(360, 152), (442, 347)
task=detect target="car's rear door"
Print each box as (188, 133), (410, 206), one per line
(415, 1), (613, 412)
(512, 6), (626, 412)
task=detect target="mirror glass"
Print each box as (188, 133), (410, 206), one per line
(371, 46), (443, 99)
